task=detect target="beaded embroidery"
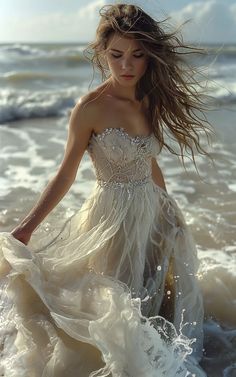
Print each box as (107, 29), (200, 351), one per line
(87, 127), (160, 192)
(97, 176), (151, 189)
(91, 127), (153, 143)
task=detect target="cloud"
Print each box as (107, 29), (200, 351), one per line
(170, 0), (236, 44)
(0, 0), (235, 43)
(0, 0), (107, 43)
(230, 3), (236, 21)
(72, 0), (236, 44)
(77, 0), (106, 23)
(0, 0), (167, 43)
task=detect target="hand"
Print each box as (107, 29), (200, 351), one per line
(11, 226), (32, 245)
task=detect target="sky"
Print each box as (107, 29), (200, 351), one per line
(0, 0), (236, 44)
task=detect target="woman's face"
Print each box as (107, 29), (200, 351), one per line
(104, 32), (149, 86)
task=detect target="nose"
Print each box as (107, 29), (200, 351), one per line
(121, 57), (133, 70)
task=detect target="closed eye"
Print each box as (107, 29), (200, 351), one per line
(111, 54), (121, 59)
(134, 54), (145, 58)
(111, 54), (145, 59)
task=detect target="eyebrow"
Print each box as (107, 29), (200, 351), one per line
(110, 48), (143, 53)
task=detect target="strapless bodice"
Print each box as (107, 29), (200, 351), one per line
(86, 127), (160, 187)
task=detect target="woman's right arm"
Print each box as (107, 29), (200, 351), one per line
(11, 97), (94, 245)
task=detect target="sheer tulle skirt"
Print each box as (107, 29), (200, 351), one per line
(0, 181), (206, 376)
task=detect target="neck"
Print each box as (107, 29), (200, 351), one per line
(107, 77), (138, 103)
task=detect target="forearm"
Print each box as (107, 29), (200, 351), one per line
(17, 174), (74, 233)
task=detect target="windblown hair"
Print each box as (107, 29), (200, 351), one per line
(84, 3), (214, 169)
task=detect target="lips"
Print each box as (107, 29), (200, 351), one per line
(121, 75), (135, 78)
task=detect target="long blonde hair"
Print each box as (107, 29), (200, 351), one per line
(84, 3), (214, 169)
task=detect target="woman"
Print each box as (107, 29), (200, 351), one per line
(0, 4), (213, 377)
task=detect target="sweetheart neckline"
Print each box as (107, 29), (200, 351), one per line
(91, 127), (153, 141)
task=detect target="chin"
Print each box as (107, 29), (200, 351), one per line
(118, 77), (139, 86)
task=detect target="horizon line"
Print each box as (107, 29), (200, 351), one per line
(0, 41), (235, 46)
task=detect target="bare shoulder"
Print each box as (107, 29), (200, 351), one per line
(69, 92), (97, 131)
(69, 88), (108, 134)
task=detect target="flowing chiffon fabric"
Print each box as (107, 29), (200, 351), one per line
(0, 127), (206, 376)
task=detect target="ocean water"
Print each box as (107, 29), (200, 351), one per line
(0, 42), (236, 376)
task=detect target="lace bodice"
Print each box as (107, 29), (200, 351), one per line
(87, 127), (160, 187)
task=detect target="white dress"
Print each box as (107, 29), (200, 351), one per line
(0, 127), (206, 377)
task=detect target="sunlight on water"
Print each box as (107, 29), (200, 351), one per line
(0, 42), (236, 376)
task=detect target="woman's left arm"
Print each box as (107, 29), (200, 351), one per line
(151, 158), (167, 192)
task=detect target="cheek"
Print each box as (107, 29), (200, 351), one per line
(107, 60), (119, 73)
(138, 60), (148, 74)
(107, 58), (148, 75)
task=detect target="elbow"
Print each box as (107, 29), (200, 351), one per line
(53, 171), (76, 187)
